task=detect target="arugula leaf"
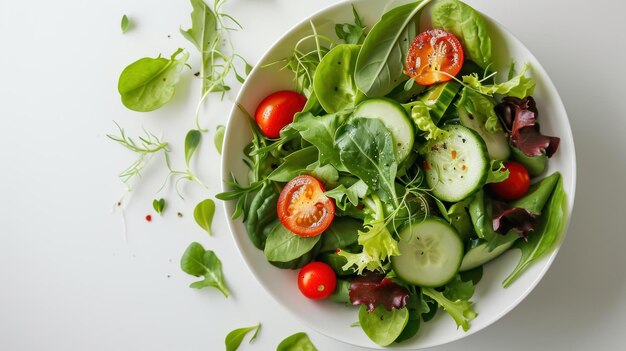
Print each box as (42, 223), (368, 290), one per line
(193, 199), (215, 235)
(291, 111), (349, 170)
(152, 198), (165, 215)
(355, 0), (432, 97)
(180, 0), (218, 95)
(443, 274), (476, 301)
(336, 118), (398, 206)
(335, 5), (366, 45)
(503, 175), (566, 287)
(180, 242), (230, 297)
(324, 180), (368, 210)
(118, 48), (189, 112)
(422, 287), (477, 331)
(214, 125), (225, 154)
(463, 64), (535, 99)
(121, 15), (130, 33)
(486, 160), (510, 184)
(358, 305), (409, 346)
(431, 0), (492, 68)
(184, 129), (202, 166)
(225, 323), (261, 351)
(276, 332), (318, 351)
(264, 224), (321, 263)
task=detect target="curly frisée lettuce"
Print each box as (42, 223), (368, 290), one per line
(219, 0), (568, 346)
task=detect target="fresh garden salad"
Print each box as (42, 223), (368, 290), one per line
(218, 0), (567, 346)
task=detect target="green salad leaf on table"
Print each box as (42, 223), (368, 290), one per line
(218, 0), (567, 346)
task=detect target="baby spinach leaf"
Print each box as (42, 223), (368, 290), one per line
(314, 44), (364, 113)
(276, 332), (318, 351)
(422, 287), (477, 332)
(245, 182), (278, 249)
(291, 111), (350, 170)
(431, 0), (492, 68)
(503, 174), (566, 287)
(355, 0), (431, 97)
(335, 5), (366, 45)
(358, 304), (409, 346)
(214, 125), (225, 155)
(118, 48), (189, 112)
(180, 242), (230, 297)
(267, 146), (318, 182)
(152, 198), (165, 215)
(264, 224), (321, 263)
(193, 198), (215, 236)
(447, 198), (473, 241)
(121, 15), (130, 33)
(336, 118), (398, 206)
(225, 323), (261, 351)
(184, 129), (202, 166)
(318, 217), (362, 253)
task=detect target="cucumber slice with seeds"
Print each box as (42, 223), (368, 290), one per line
(353, 98), (415, 163)
(391, 217), (463, 287)
(424, 125), (489, 202)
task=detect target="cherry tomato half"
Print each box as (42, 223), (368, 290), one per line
(297, 261), (337, 300)
(404, 29), (464, 86)
(489, 161), (531, 201)
(254, 90), (307, 139)
(277, 175), (335, 237)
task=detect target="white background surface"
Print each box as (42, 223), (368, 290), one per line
(0, 0), (625, 350)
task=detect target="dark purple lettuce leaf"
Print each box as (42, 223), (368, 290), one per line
(495, 96), (560, 157)
(492, 200), (539, 240)
(349, 273), (409, 312)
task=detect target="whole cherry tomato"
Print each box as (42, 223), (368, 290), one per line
(490, 161), (531, 200)
(297, 261), (337, 300)
(254, 90), (306, 138)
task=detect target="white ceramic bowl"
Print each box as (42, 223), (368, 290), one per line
(221, 0), (576, 348)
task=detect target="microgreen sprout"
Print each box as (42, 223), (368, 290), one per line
(107, 121), (169, 191)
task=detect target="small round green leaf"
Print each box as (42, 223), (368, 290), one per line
(194, 198), (215, 235)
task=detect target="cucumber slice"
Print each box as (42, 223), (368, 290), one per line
(458, 107), (510, 160)
(353, 98), (415, 162)
(424, 125), (489, 202)
(391, 217), (463, 287)
(460, 237), (517, 271)
(419, 81), (461, 124)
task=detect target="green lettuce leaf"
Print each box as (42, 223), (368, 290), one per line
(462, 64), (535, 98)
(409, 101), (449, 142)
(457, 87), (500, 132)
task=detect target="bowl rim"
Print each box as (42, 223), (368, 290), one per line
(220, 0), (577, 348)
